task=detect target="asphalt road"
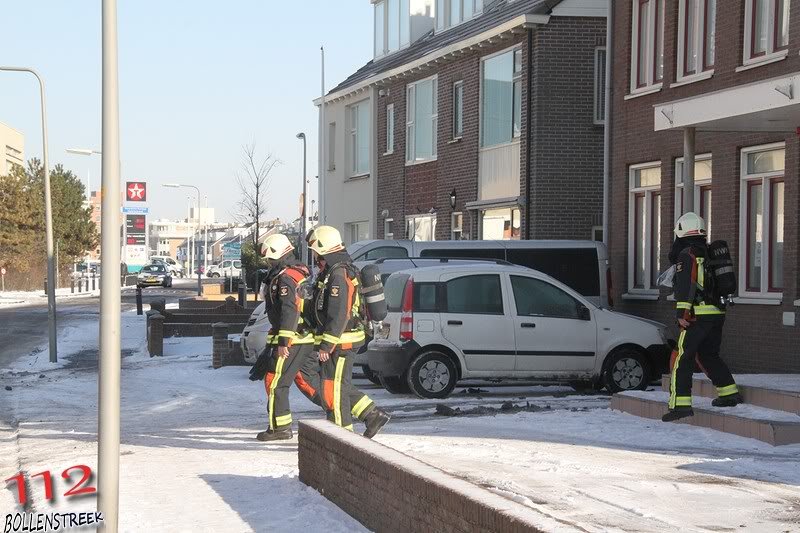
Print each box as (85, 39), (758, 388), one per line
(0, 279), (202, 370)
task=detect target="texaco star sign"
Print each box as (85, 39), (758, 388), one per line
(126, 182), (147, 202)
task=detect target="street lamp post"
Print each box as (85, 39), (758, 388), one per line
(66, 148), (101, 201)
(0, 66), (57, 363)
(164, 183), (202, 295)
(296, 132), (308, 265)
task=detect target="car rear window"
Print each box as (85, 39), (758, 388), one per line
(384, 273), (410, 312)
(506, 248), (600, 296)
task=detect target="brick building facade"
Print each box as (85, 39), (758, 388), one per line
(609, 0), (800, 372)
(320, 0), (607, 244)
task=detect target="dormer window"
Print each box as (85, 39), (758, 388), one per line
(374, 0), (411, 58)
(436, 0), (483, 31)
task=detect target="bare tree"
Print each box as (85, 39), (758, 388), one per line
(233, 143), (280, 248)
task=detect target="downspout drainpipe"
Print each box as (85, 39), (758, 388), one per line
(525, 26), (534, 240)
(602, 0), (613, 245)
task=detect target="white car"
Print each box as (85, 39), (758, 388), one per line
(241, 302), (269, 364)
(150, 256), (184, 278)
(367, 263), (671, 399)
(207, 260), (242, 279)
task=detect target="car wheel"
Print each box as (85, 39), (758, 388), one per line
(378, 374), (411, 394)
(406, 351), (458, 399)
(603, 347), (650, 393)
(211, 273), (221, 278)
(361, 365), (382, 386)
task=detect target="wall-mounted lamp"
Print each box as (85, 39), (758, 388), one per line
(449, 189), (457, 209)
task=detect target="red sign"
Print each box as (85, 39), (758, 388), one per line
(126, 182), (147, 202)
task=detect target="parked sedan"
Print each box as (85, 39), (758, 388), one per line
(137, 264), (173, 289)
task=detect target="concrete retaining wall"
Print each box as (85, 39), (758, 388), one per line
(298, 420), (573, 533)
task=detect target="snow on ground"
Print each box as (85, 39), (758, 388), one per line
(375, 409), (800, 532)
(3, 309), (800, 532)
(0, 287), (100, 308)
(0, 311), (365, 532)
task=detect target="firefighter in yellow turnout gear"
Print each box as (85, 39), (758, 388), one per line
(252, 234), (315, 441)
(307, 226), (390, 437)
(663, 213), (741, 423)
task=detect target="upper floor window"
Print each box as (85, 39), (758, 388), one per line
(744, 0), (790, 64)
(481, 47), (522, 148)
(630, 0), (665, 93)
(453, 81), (464, 138)
(386, 104), (395, 155)
(348, 101), (370, 177)
(677, 0), (716, 80)
(375, 0), (411, 58)
(436, 0), (483, 31)
(406, 75), (439, 164)
(594, 47), (607, 124)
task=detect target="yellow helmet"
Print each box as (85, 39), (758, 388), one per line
(307, 225), (344, 255)
(674, 212), (707, 238)
(260, 233), (294, 260)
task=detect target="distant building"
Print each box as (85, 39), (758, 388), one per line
(0, 122), (24, 176)
(86, 191), (102, 261)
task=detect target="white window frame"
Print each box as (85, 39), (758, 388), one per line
(630, 0), (665, 95)
(479, 206), (521, 240)
(627, 162), (662, 294)
(384, 217), (394, 239)
(453, 80), (464, 139)
(385, 104), (395, 155)
(742, 0), (791, 67)
(738, 143), (785, 300)
(676, 0), (716, 83)
(406, 214), (437, 241)
(674, 153), (713, 238)
(436, 0), (483, 32)
(594, 47), (606, 125)
(327, 122), (336, 171)
(348, 102), (370, 178)
(451, 211), (463, 240)
(406, 75), (439, 165)
(374, 0), (412, 59)
(479, 45), (523, 148)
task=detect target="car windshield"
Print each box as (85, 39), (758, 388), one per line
(142, 266), (165, 273)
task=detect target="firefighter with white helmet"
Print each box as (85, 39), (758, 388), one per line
(663, 212), (741, 422)
(248, 233), (315, 441)
(305, 225), (390, 437)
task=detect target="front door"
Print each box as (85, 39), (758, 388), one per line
(440, 273), (516, 372)
(508, 274), (597, 373)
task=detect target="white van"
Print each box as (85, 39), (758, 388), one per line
(207, 260), (242, 278)
(349, 239), (611, 308)
(367, 263), (671, 399)
(150, 256), (184, 278)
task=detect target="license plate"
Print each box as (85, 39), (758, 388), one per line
(377, 324), (390, 339)
(147, 277), (157, 282)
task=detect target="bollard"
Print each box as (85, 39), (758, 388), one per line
(44, 279), (47, 294)
(197, 271), (202, 297)
(136, 287), (143, 316)
(71, 280), (75, 294)
(237, 281), (246, 307)
(77, 278), (82, 293)
(92, 273), (96, 291)
(254, 271), (260, 302)
(85, 278), (90, 292)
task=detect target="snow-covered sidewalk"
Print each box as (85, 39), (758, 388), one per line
(376, 408), (800, 532)
(0, 287), (101, 308)
(0, 311), (364, 532)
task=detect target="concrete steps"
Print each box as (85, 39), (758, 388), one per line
(612, 380), (800, 446)
(659, 374), (800, 415)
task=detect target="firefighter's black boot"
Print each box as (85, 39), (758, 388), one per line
(712, 393), (743, 407)
(256, 427), (293, 441)
(662, 408), (694, 423)
(363, 407), (390, 439)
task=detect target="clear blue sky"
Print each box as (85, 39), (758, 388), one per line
(1, 0), (372, 224)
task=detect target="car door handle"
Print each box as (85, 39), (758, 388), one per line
(521, 322), (536, 329)
(447, 320), (463, 326)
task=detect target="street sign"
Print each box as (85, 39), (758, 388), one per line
(122, 206), (149, 215)
(125, 181), (147, 202)
(222, 241), (241, 260)
(126, 215), (146, 233)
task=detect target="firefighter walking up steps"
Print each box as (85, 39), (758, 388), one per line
(250, 234), (315, 441)
(663, 213), (742, 423)
(306, 225), (390, 437)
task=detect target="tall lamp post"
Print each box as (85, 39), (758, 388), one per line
(296, 132), (308, 265)
(0, 66), (57, 363)
(66, 148), (102, 201)
(163, 183), (202, 295)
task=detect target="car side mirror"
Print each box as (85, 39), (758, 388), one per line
(577, 304), (591, 321)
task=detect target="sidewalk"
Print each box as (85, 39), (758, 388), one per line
(0, 311), (363, 532)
